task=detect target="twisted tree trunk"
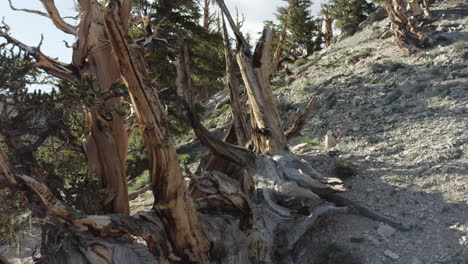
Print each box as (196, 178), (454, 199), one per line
(103, 2), (210, 262)
(3, 0), (130, 215)
(384, 0), (432, 55)
(1, 1), (412, 263)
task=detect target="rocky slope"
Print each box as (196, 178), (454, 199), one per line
(2, 0), (467, 263)
(176, 0), (468, 262)
(273, 0), (468, 262)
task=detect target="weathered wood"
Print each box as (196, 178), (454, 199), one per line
(324, 15), (334, 47)
(3, 0), (130, 215)
(103, 2), (210, 262)
(128, 185), (151, 200)
(384, 0), (432, 56)
(285, 97), (318, 140)
(273, 18), (289, 73)
(221, 16), (250, 147)
(176, 39), (256, 167)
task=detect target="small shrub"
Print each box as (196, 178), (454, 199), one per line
(134, 170), (150, 188)
(177, 152), (194, 165)
(211, 103), (230, 118)
(302, 138), (320, 146)
(388, 61), (405, 72)
(358, 49), (372, 58)
(369, 63), (386, 74)
(367, 137), (380, 144)
(428, 48), (439, 58)
(453, 40), (466, 52)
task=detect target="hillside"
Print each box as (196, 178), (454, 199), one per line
(274, 0), (468, 262)
(1, 0), (467, 263)
(171, 0), (467, 262)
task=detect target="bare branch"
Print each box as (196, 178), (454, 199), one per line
(215, 0), (250, 52)
(12, 174), (175, 261)
(71, 0), (92, 68)
(273, 18), (288, 73)
(285, 97), (318, 140)
(0, 147), (16, 184)
(0, 27), (80, 85)
(39, 0), (77, 35)
(284, 204), (350, 251)
(324, 193), (412, 231)
(8, 0), (49, 18)
(37, 34), (44, 50)
(9, 0), (77, 35)
(221, 15), (250, 146)
(62, 40), (73, 48)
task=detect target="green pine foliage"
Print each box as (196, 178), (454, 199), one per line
(322, 0), (376, 31)
(275, 0), (323, 57)
(131, 0), (226, 136)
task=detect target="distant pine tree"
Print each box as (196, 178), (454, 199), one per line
(276, 0), (322, 56)
(322, 0), (376, 35)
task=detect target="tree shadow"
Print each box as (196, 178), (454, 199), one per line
(293, 147), (467, 263)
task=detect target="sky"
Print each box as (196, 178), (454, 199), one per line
(0, 0), (322, 63)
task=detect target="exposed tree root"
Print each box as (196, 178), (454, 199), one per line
(323, 193), (412, 231)
(128, 186), (152, 201)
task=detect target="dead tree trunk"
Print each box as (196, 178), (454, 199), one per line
(103, 2), (210, 262)
(384, 0), (432, 55)
(3, 0), (130, 215)
(203, 0), (211, 30)
(217, 0), (288, 155)
(273, 18), (289, 73)
(1, 1), (412, 263)
(324, 15), (334, 47)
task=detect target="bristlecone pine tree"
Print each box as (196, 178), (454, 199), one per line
(383, 0), (433, 55)
(0, 0), (411, 263)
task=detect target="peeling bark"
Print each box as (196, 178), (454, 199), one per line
(384, 0), (432, 56)
(2, 0), (130, 215)
(103, 2), (210, 262)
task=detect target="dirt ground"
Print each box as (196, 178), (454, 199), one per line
(2, 0), (467, 263)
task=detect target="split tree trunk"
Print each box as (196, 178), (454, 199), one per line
(103, 2), (210, 262)
(0, 1), (413, 263)
(3, 0), (130, 215)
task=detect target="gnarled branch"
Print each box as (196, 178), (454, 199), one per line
(8, 0), (49, 18)
(285, 97), (318, 140)
(39, 0), (77, 35)
(176, 36), (256, 167)
(0, 24), (80, 85)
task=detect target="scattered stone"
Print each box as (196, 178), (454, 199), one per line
(291, 143), (309, 154)
(367, 236), (381, 247)
(411, 257), (423, 264)
(377, 224), (396, 238)
(325, 131), (338, 149)
(383, 250), (399, 260)
(349, 237), (365, 243)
